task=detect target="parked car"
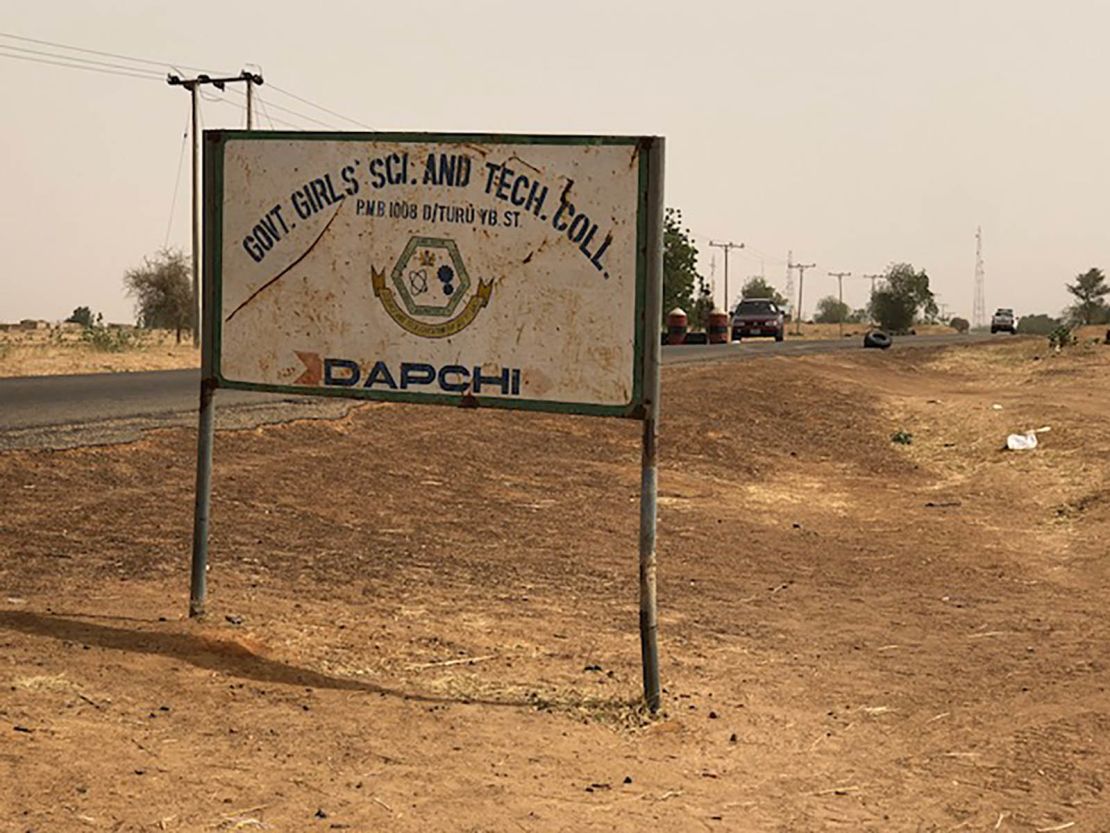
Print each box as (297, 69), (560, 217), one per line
(990, 308), (1017, 334)
(731, 299), (785, 342)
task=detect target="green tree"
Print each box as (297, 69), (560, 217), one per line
(1016, 313), (1059, 335)
(740, 276), (788, 307)
(65, 306), (94, 328)
(869, 263), (936, 332)
(1066, 267), (1109, 325)
(814, 295), (850, 324)
(662, 208), (702, 324)
(123, 248), (194, 344)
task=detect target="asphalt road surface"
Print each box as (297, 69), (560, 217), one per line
(0, 332), (999, 450)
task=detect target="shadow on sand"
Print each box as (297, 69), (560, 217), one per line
(0, 609), (545, 708)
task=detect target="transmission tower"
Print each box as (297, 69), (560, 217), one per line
(784, 250), (795, 315)
(973, 226), (987, 328)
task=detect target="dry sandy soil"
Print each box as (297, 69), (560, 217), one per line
(0, 329), (198, 378)
(1, 338), (1108, 832)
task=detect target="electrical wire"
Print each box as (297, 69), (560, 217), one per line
(255, 93), (277, 129)
(742, 243), (789, 267)
(0, 31), (371, 130)
(164, 110), (190, 247)
(208, 92), (305, 130)
(255, 94), (302, 130)
(0, 43), (164, 76)
(224, 86), (337, 129)
(0, 30), (230, 75)
(0, 47), (161, 80)
(690, 228), (791, 269)
(253, 97), (337, 129)
(266, 82), (374, 129)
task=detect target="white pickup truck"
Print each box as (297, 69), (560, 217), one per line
(990, 308), (1017, 334)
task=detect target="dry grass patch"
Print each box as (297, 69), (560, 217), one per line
(0, 327), (199, 377)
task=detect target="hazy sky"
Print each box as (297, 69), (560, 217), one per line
(2, 0), (1107, 323)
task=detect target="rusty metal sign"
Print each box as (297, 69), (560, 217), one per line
(203, 131), (654, 417)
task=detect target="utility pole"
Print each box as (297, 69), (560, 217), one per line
(851, 274), (883, 325)
(788, 259), (816, 334)
(828, 271), (851, 336)
(170, 70), (261, 621)
(860, 273), (884, 295)
(167, 70), (264, 347)
(708, 240), (744, 313)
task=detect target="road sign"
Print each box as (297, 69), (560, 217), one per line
(193, 131), (665, 711)
(203, 132), (652, 418)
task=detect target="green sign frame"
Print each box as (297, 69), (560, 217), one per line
(202, 131), (654, 419)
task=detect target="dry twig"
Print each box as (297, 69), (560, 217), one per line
(407, 655), (496, 671)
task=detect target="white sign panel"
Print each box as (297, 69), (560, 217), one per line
(204, 132), (653, 417)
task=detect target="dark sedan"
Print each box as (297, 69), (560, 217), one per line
(731, 299), (785, 342)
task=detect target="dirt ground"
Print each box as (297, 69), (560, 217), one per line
(0, 328), (198, 378)
(1, 337), (1108, 832)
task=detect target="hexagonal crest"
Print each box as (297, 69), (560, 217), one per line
(390, 236), (471, 318)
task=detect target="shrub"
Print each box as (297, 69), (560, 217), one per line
(80, 325), (146, 353)
(1048, 325), (1076, 351)
(1017, 314), (1059, 335)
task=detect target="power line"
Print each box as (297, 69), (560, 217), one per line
(740, 242), (789, 267)
(225, 86), (337, 129)
(0, 47), (161, 80)
(255, 93), (278, 129)
(266, 82), (374, 129)
(260, 97), (339, 129)
(214, 91), (308, 130)
(0, 43), (164, 76)
(0, 30), (230, 75)
(163, 109), (190, 247)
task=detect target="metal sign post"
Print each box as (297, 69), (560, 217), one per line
(190, 131), (665, 708)
(638, 138), (664, 709)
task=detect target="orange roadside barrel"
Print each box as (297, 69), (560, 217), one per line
(666, 308), (688, 345)
(707, 310), (730, 343)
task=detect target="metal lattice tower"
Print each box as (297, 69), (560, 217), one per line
(973, 226), (987, 328)
(784, 250), (795, 315)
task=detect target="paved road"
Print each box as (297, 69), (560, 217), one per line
(660, 330), (993, 365)
(0, 372), (354, 450)
(0, 333), (999, 449)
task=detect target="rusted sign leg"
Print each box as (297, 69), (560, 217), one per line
(639, 415), (661, 711)
(638, 136), (665, 711)
(189, 378), (215, 617)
